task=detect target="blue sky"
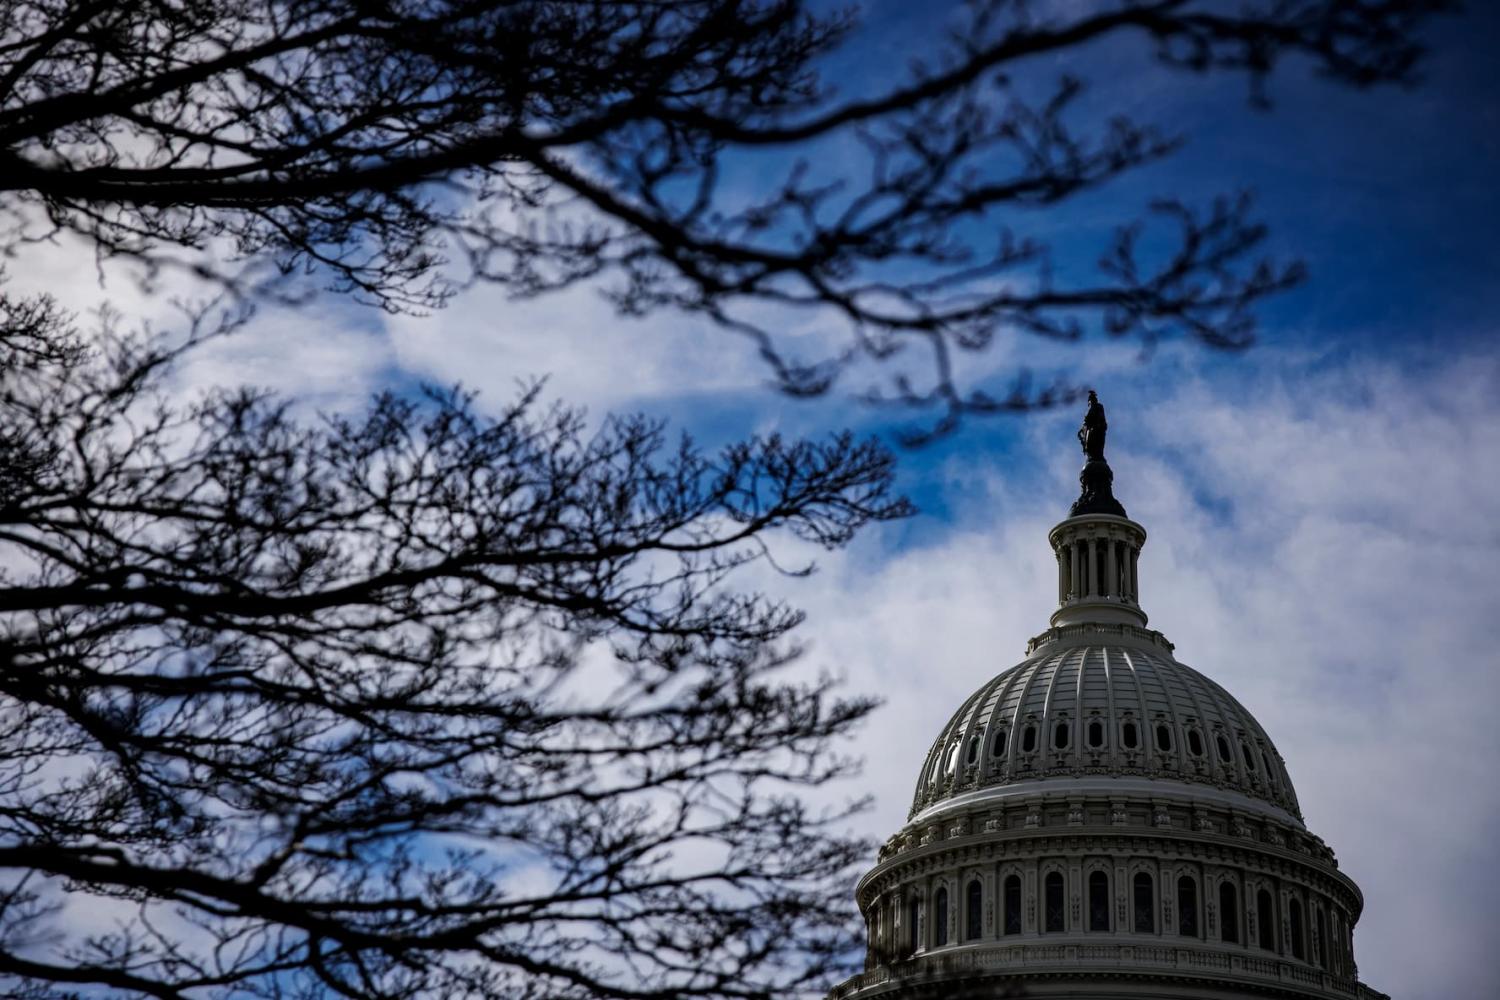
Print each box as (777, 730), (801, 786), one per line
(11, 3), (1499, 997)
(378, 0), (1494, 541)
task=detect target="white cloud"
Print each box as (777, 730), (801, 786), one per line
(386, 280), (767, 416)
(6, 223), (401, 414)
(169, 300), (398, 413)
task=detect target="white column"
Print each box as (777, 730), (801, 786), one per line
(1106, 539), (1118, 598)
(1087, 538), (1098, 596)
(1057, 549), (1068, 603)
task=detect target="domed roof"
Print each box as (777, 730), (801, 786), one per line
(832, 399), (1378, 1000)
(910, 633), (1303, 824)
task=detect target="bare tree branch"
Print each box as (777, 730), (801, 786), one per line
(0, 293), (910, 998)
(0, 0), (1455, 436)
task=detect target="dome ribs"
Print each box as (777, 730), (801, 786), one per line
(1072, 645), (1090, 770)
(909, 641), (1306, 825)
(1141, 648), (1191, 775)
(1117, 646), (1153, 773)
(1100, 644), (1118, 761)
(1167, 648), (1220, 783)
(1038, 646), (1074, 767)
(981, 652), (1030, 783)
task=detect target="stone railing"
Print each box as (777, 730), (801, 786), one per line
(827, 939), (1373, 1000)
(1024, 621), (1173, 655)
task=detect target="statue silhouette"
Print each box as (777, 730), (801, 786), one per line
(1070, 391), (1126, 518)
(1078, 390), (1107, 462)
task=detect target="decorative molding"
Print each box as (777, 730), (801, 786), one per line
(837, 936), (1378, 1000)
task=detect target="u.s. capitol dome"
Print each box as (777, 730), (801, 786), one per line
(830, 395), (1384, 1000)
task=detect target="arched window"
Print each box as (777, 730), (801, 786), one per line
(1155, 724), (1172, 753)
(1088, 871), (1109, 931)
(1188, 729), (1205, 756)
(1257, 889), (1276, 951)
(1088, 719), (1104, 748)
(1289, 898), (1306, 960)
(1044, 872), (1065, 932)
(1133, 873), (1155, 933)
(934, 887), (949, 947)
(1219, 881), (1240, 944)
(965, 736), (980, 765)
(992, 728), (1008, 756)
(1216, 734), (1232, 762)
(1316, 905), (1330, 970)
(1022, 725), (1038, 753)
(1177, 876), (1199, 937)
(1003, 875), (1022, 935)
(966, 879), (983, 941)
(1054, 721), (1069, 749)
(1122, 721), (1139, 749)
(908, 896), (921, 953)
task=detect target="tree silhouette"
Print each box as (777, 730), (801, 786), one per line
(0, 0), (1453, 436)
(0, 293), (910, 998)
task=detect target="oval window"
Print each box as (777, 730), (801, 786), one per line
(1216, 735), (1232, 762)
(1122, 722), (1139, 749)
(1242, 743), (1256, 770)
(1054, 722), (1070, 749)
(966, 736), (980, 765)
(1022, 726), (1038, 753)
(992, 728), (1008, 756)
(1188, 729), (1204, 756)
(1088, 720), (1104, 748)
(1155, 724), (1172, 752)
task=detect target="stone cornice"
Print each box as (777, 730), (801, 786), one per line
(910, 774), (1303, 829)
(827, 940), (1389, 1000)
(857, 813), (1362, 916)
(1024, 621), (1174, 656)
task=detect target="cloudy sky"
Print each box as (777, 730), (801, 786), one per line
(11, 3), (1499, 998)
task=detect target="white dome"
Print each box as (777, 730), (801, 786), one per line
(910, 632), (1303, 825)
(829, 401), (1383, 1000)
